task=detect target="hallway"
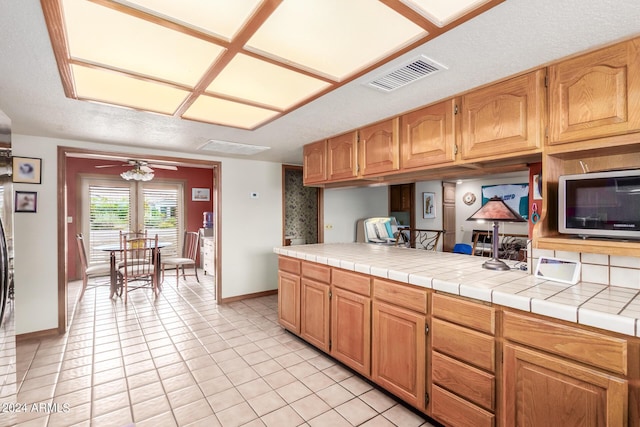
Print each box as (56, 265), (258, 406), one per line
(11, 273), (434, 426)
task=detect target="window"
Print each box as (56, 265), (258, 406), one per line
(81, 177), (183, 265)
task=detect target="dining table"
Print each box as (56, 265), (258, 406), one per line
(95, 240), (172, 298)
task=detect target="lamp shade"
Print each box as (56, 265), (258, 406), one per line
(467, 196), (526, 222)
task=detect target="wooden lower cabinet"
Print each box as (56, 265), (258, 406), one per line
(278, 271), (300, 334)
(372, 300), (426, 410)
(330, 287), (371, 376)
(503, 344), (627, 426)
(300, 278), (330, 352)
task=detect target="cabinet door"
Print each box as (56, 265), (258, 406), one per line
(372, 301), (426, 410)
(359, 118), (400, 176)
(503, 344), (627, 427)
(549, 37), (640, 145)
(460, 69), (545, 161)
(401, 99), (456, 170)
(331, 287), (371, 377)
(328, 131), (358, 181)
(303, 140), (327, 184)
(278, 271), (300, 334)
(300, 279), (330, 352)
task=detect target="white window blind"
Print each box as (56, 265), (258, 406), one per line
(142, 185), (181, 258)
(82, 177), (184, 264)
(88, 184), (131, 264)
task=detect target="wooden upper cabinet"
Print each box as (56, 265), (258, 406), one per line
(460, 69), (546, 161)
(327, 131), (358, 181)
(400, 99), (456, 170)
(303, 140), (327, 185)
(549, 37), (640, 145)
(359, 118), (400, 176)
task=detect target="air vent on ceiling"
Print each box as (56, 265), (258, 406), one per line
(365, 55), (447, 92)
(199, 140), (270, 156)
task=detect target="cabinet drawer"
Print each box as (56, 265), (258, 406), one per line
(431, 385), (495, 427)
(302, 261), (330, 284)
(278, 256), (300, 275)
(432, 351), (495, 411)
(433, 293), (495, 335)
(332, 269), (370, 296)
(502, 311), (627, 375)
(432, 318), (495, 372)
(373, 279), (427, 314)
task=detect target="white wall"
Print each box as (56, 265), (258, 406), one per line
(456, 172), (530, 244)
(12, 134), (283, 334)
(414, 180), (444, 250)
(323, 186), (388, 243)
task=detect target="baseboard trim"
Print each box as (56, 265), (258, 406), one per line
(218, 289), (277, 304)
(17, 327), (59, 342)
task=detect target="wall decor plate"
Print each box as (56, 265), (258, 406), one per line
(462, 192), (476, 205)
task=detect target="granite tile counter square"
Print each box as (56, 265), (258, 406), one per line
(492, 291), (531, 312)
(354, 263), (371, 275)
(408, 273), (433, 289)
(432, 279), (460, 295)
(531, 299), (578, 322)
(459, 283), (494, 302)
(578, 308), (636, 336)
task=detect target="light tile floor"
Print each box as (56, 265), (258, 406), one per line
(8, 272), (436, 427)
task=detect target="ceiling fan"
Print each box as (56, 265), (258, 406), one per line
(95, 159), (178, 172)
(96, 159), (177, 181)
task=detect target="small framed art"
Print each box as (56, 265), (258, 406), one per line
(15, 191), (37, 213)
(12, 156), (42, 184)
(192, 188), (210, 201)
(423, 192), (436, 219)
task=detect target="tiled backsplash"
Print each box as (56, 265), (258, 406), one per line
(530, 244), (640, 290)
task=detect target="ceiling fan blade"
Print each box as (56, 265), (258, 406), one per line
(140, 165), (154, 173)
(95, 164), (127, 168)
(148, 164), (177, 170)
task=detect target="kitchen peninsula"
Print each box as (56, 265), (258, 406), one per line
(275, 243), (640, 426)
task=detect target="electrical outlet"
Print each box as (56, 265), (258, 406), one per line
(325, 224), (333, 229)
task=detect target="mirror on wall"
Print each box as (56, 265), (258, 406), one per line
(0, 109), (15, 405)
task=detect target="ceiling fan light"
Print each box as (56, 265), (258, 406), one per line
(121, 167), (154, 181)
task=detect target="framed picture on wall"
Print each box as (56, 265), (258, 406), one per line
(12, 156), (42, 184)
(423, 192), (436, 219)
(192, 188), (210, 201)
(15, 191), (37, 213)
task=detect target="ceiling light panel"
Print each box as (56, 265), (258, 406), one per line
(206, 54), (332, 110)
(246, 0), (427, 81)
(71, 65), (189, 114)
(183, 95), (280, 129)
(62, 0), (225, 87)
(115, 0), (262, 40)
(400, 0), (492, 27)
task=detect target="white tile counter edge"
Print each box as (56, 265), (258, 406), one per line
(275, 243), (640, 338)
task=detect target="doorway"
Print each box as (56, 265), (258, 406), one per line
(57, 147), (221, 333)
(282, 165), (322, 245)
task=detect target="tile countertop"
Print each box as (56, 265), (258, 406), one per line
(274, 243), (640, 338)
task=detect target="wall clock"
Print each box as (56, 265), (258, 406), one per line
(463, 192), (476, 205)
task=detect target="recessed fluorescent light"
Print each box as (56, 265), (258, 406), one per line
(199, 140), (271, 156)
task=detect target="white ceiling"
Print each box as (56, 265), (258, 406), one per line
(1, 0), (639, 165)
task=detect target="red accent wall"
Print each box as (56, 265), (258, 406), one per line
(67, 158), (213, 280)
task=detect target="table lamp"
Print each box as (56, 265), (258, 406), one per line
(467, 196), (527, 271)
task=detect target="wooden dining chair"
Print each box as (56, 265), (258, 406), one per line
(75, 233), (111, 300)
(118, 234), (158, 303)
(161, 231), (200, 286)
